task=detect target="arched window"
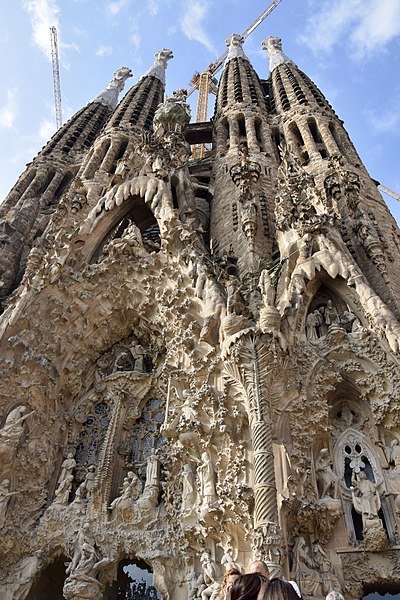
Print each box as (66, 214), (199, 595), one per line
(128, 397), (165, 467)
(74, 400), (110, 482)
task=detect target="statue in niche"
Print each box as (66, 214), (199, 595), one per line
(306, 311), (320, 341)
(315, 449), (339, 499)
(0, 479), (18, 529)
(291, 536), (322, 598)
(0, 405), (33, 464)
(350, 471), (382, 528)
(138, 450), (160, 508)
(311, 541), (341, 595)
(84, 465), (96, 499)
(57, 452), (76, 488)
(226, 276), (245, 316)
(379, 438), (400, 469)
(53, 474), (74, 505)
(287, 464), (310, 499)
(198, 451), (216, 510)
(181, 463), (196, 515)
(109, 471), (142, 520)
(259, 268), (276, 308)
(324, 300), (338, 326)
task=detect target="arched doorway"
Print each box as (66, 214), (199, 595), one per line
(104, 558), (161, 599)
(26, 556), (68, 600)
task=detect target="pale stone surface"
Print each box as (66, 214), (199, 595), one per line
(1, 34), (400, 600)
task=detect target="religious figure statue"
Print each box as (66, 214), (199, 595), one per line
(53, 474), (74, 505)
(350, 471), (381, 527)
(63, 542), (113, 600)
(311, 541), (341, 595)
(199, 549), (219, 600)
(181, 463), (196, 515)
(306, 311), (320, 341)
(138, 450), (160, 507)
(66, 523), (96, 577)
(379, 438), (400, 468)
(0, 406), (33, 464)
(57, 453), (76, 489)
(0, 479), (18, 529)
(110, 471), (142, 521)
(226, 276), (245, 316)
(315, 448), (339, 499)
(198, 451), (216, 510)
(84, 465), (96, 499)
(291, 536), (322, 598)
(258, 269), (276, 308)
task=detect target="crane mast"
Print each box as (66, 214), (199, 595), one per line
(50, 26), (63, 129)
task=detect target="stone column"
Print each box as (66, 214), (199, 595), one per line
(248, 343), (282, 577)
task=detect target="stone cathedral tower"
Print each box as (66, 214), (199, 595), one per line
(1, 34), (400, 600)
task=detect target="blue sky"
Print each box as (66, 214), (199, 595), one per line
(0, 0), (399, 222)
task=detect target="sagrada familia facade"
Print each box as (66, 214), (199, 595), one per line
(1, 32), (400, 600)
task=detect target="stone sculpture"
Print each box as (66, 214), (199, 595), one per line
(315, 449), (339, 499)
(291, 536), (322, 598)
(57, 452), (76, 488)
(53, 473), (74, 505)
(63, 542), (113, 600)
(110, 471), (142, 521)
(198, 451), (216, 511)
(0, 405), (33, 465)
(350, 471), (381, 525)
(0, 479), (17, 529)
(181, 463), (196, 515)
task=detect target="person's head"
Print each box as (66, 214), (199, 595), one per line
(230, 573), (267, 600)
(263, 578), (302, 600)
(221, 568), (241, 600)
(326, 592), (345, 600)
(247, 561), (270, 580)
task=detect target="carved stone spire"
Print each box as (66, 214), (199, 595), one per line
(92, 66), (133, 110)
(262, 36), (293, 72)
(140, 48), (173, 85)
(225, 33), (246, 63)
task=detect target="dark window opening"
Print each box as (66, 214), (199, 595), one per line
(238, 115), (246, 138)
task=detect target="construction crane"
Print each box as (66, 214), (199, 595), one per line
(188, 0), (284, 158)
(378, 184), (400, 202)
(50, 26), (63, 129)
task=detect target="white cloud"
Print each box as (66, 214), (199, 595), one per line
(365, 99), (400, 135)
(22, 0), (60, 61)
(147, 0), (159, 16)
(130, 33), (141, 49)
(96, 44), (113, 57)
(0, 88), (18, 128)
(106, 0), (131, 16)
(180, 0), (216, 54)
(300, 0), (400, 59)
(38, 117), (56, 140)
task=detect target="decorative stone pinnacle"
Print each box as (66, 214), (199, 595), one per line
(141, 48), (174, 85)
(262, 36), (293, 73)
(92, 66), (133, 110)
(225, 33), (246, 63)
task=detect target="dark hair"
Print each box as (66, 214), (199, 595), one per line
(263, 578), (302, 600)
(230, 573), (266, 600)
